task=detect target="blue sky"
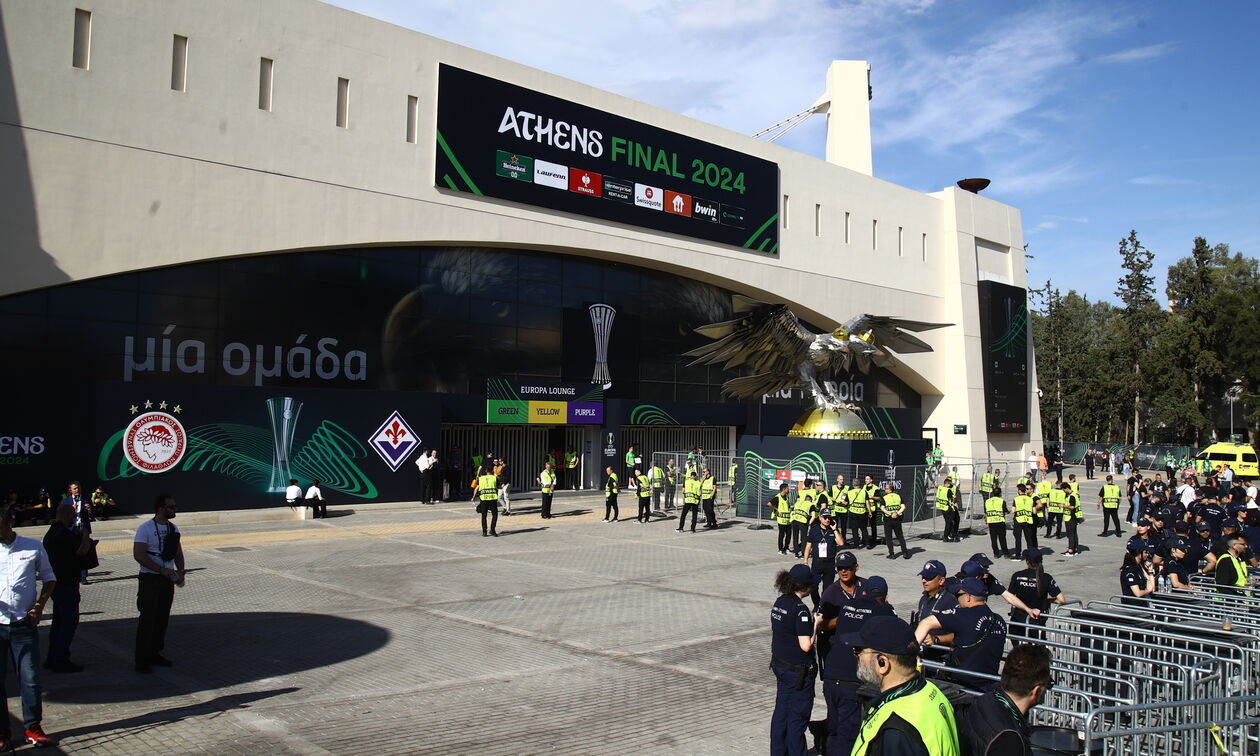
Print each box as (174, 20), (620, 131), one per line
(328, 0), (1258, 305)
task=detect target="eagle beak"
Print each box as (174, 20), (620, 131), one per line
(832, 328), (848, 340)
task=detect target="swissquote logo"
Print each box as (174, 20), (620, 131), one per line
(369, 410), (419, 471)
(634, 183), (663, 211)
(123, 400), (187, 473)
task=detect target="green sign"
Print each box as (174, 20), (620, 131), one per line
(495, 150), (533, 181)
(953, 424), (967, 434)
(487, 399), (528, 422)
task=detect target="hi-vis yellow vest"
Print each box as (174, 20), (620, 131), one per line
(1035, 480), (1053, 500)
(772, 494), (791, 525)
(791, 494), (814, 524)
(606, 472), (619, 497)
(1217, 553), (1248, 588)
(1047, 489), (1066, 515)
(934, 486), (954, 511)
(850, 485), (872, 515)
(1101, 484), (1121, 508)
(540, 469), (556, 494)
(637, 474), (652, 498)
(700, 477), (716, 499)
(984, 496), (1006, 524)
(478, 474), (499, 501)
(683, 478), (700, 504)
(851, 678), (960, 756)
(980, 473), (996, 494)
(882, 492), (903, 517)
(1013, 495), (1035, 525)
(1066, 493), (1083, 521)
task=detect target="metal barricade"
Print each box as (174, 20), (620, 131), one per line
(646, 449), (735, 520)
(1083, 694), (1260, 756)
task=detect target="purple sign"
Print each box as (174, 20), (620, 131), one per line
(567, 402), (603, 424)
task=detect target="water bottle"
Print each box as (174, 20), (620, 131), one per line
(1157, 574), (1167, 593)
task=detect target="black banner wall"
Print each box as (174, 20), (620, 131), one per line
(435, 65), (780, 254)
(977, 280), (1030, 433)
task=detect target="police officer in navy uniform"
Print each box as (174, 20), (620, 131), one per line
(817, 552), (866, 675)
(916, 577), (1009, 683)
(1006, 549), (1066, 644)
(1120, 538), (1157, 606)
(802, 510), (840, 608)
(769, 564), (822, 756)
(821, 575), (895, 756)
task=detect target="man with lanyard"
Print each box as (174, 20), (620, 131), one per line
(664, 458), (678, 510)
(845, 615), (960, 756)
(821, 576), (895, 756)
(647, 460), (665, 514)
(700, 468), (718, 529)
(790, 484), (817, 557)
(916, 577), (1009, 684)
(817, 552), (867, 671)
(477, 467), (501, 536)
(1215, 535), (1250, 596)
(960, 643), (1053, 756)
(677, 470), (700, 533)
(537, 461), (557, 519)
(983, 485), (1010, 559)
(849, 475), (876, 549)
(1011, 483), (1039, 558)
(878, 482), (910, 560)
(936, 476), (960, 543)
(1097, 475), (1123, 537)
(0, 509), (58, 749)
(767, 483), (793, 555)
(802, 510), (840, 608)
(133, 494), (186, 673)
(634, 468), (653, 524)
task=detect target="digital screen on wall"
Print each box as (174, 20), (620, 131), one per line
(977, 280), (1029, 433)
(434, 64), (781, 254)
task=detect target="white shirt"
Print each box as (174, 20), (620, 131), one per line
(1221, 468), (1234, 485)
(285, 484), (302, 501)
(1247, 485), (1258, 508)
(0, 536), (54, 622)
(416, 455), (432, 473)
(1178, 484), (1196, 506)
(304, 485), (323, 501)
(134, 519), (180, 575)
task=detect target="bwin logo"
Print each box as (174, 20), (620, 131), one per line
(696, 204), (717, 219)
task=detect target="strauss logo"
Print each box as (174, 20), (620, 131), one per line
(384, 421), (408, 446)
(582, 174), (591, 188)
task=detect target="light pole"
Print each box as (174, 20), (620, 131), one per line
(1227, 380), (1244, 442)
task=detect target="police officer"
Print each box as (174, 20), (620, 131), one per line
(936, 476), (960, 543)
(700, 468), (718, 529)
(914, 560), (955, 625)
(983, 485), (1009, 559)
(821, 575), (895, 756)
(845, 616), (960, 756)
(536, 461), (556, 519)
(803, 510), (840, 608)
(767, 483), (793, 555)
(476, 467), (500, 537)
(1120, 538), (1157, 606)
(1093, 473), (1123, 536)
(1161, 538), (1194, 589)
(677, 470), (700, 533)
(1011, 484), (1039, 557)
(916, 576), (1008, 682)
(648, 460), (665, 513)
(1006, 549), (1065, 643)
(790, 485), (816, 557)
(634, 468), (652, 523)
(769, 564), (822, 756)
(603, 466), (619, 523)
(878, 482), (910, 560)
(817, 552), (867, 679)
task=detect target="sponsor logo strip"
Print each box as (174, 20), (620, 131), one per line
(495, 150), (533, 181)
(533, 159), (569, 189)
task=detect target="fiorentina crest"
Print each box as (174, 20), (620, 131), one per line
(368, 411), (419, 471)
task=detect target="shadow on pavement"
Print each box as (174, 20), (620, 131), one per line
(47, 688), (300, 744)
(43, 612), (390, 705)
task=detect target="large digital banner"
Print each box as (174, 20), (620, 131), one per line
(485, 379), (604, 424)
(435, 64), (781, 254)
(977, 280), (1029, 433)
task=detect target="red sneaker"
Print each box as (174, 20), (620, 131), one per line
(24, 725), (55, 748)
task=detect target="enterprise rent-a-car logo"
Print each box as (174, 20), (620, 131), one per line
(435, 65), (778, 253)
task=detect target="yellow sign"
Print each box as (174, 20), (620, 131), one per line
(528, 401), (567, 423)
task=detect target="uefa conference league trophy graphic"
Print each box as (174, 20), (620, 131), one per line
(266, 397), (302, 493)
(589, 304), (615, 389)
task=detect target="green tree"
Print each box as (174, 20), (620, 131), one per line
(1114, 230), (1164, 444)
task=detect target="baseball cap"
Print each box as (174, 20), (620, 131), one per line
(960, 560), (987, 578)
(1154, 509), (1171, 520)
(836, 552), (858, 569)
(1021, 548), (1042, 564)
(1136, 518), (1151, 527)
(1166, 537), (1189, 551)
(1126, 537), (1151, 554)
(968, 553), (994, 568)
(1173, 521), (1190, 534)
(837, 615), (917, 655)
(1195, 521), (1211, 531)
(864, 575), (888, 598)
(1222, 520), (1240, 531)
(918, 559), (947, 579)
(818, 509), (832, 518)
(789, 564), (821, 585)
(954, 577), (988, 597)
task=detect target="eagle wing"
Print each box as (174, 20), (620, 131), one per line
(840, 314), (950, 354)
(684, 296), (813, 398)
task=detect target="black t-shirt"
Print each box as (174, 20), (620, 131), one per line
(41, 522), (82, 583)
(1161, 560), (1190, 588)
(932, 604), (1007, 676)
(771, 594), (813, 667)
(806, 524), (840, 566)
(1120, 563), (1150, 605)
(822, 598), (894, 681)
(819, 578), (868, 627)
(1007, 567), (1061, 620)
(1178, 539), (1209, 572)
(915, 589), (956, 625)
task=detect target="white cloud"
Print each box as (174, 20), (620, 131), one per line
(1096, 42), (1175, 64)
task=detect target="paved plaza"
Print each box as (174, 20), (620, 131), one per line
(12, 467), (1132, 754)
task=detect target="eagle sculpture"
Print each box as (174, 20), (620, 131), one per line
(684, 295), (950, 411)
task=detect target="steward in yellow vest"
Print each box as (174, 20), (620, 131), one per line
(476, 472), (500, 537)
(979, 468), (996, 496)
(879, 483), (910, 559)
(538, 463), (557, 519)
(984, 487), (1011, 558)
(766, 484), (793, 554)
(1012, 484), (1039, 554)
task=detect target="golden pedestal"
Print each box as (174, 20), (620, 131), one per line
(787, 408), (873, 440)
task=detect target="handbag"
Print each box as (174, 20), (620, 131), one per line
(81, 539), (100, 571)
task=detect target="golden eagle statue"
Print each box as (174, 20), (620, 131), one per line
(684, 295), (950, 412)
